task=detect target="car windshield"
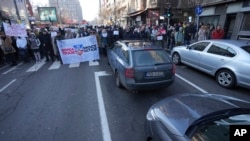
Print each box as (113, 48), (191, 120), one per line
(132, 50), (171, 66)
(241, 46), (250, 54)
(191, 114), (250, 141)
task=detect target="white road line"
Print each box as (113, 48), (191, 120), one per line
(48, 61), (61, 70)
(69, 63), (80, 68)
(176, 74), (208, 93)
(89, 61), (99, 66)
(0, 79), (16, 92)
(26, 60), (46, 72)
(2, 63), (23, 75)
(95, 71), (112, 141)
(0, 64), (9, 70)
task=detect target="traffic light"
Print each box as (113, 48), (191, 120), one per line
(166, 7), (173, 18)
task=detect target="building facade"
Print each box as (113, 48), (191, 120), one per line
(199, 0), (250, 39)
(48, 0), (83, 25)
(0, 0), (30, 29)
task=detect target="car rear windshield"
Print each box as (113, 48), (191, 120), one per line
(132, 50), (171, 66)
(241, 46), (250, 54)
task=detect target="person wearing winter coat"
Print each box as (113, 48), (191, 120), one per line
(1, 36), (17, 66)
(175, 27), (184, 46)
(16, 36), (29, 62)
(198, 25), (207, 41)
(211, 25), (224, 39)
(28, 33), (41, 63)
(39, 29), (54, 62)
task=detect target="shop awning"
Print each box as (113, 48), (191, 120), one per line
(128, 10), (145, 17)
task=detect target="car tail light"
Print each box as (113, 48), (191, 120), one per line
(125, 68), (135, 78)
(172, 64), (176, 74)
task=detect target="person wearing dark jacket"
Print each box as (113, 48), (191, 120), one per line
(39, 29), (54, 62)
(184, 23), (192, 45)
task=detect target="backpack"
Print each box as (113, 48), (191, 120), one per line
(30, 38), (40, 49)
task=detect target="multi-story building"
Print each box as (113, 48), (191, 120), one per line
(0, 0), (30, 29)
(199, 0), (250, 39)
(100, 0), (250, 40)
(48, 0), (83, 25)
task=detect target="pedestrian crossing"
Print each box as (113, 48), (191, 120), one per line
(1, 59), (100, 75)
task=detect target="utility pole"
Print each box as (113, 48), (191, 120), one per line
(13, 0), (21, 21)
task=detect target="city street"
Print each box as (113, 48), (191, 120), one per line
(0, 54), (249, 141)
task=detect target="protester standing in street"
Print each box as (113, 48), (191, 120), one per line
(0, 33), (5, 67)
(184, 23), (192, 45)
(28, 32), (41, 63)
(1, 36), (17, 66)
(39, 29), (54, 62)
(198, 25), (207, 41)
(211, 25), (224, 39)
(175, 27), (184, 46)
(54, 31), (64, 64)
(101, 29), (108, 56)
(16, 36), (29, 63)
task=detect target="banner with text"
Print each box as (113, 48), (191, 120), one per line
(57, 35), (99, 64)
(3, 22), (27, 37)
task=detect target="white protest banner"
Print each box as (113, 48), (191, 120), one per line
(57, 35), (99, 64)
(3, 22), (27, 37)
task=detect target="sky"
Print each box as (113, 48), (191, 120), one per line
(34, 0), (99, 21)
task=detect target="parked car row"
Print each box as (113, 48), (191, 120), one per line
(106, 39), (250, 141)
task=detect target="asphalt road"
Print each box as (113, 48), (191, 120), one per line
(0, 55), (249, 141)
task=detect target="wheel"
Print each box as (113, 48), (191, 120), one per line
(172, 53), (181, 65)
(115, 71), (122, 88)
(216, 69), (236, 88)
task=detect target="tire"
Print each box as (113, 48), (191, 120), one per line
(172, 53), (181, 65)
(216, 69), (236, 88)
(115, 71), (122, 88)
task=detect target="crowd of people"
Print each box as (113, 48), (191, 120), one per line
(0, 21), (225, 67)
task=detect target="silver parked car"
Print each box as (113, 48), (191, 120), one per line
(171, 40), (250, 89)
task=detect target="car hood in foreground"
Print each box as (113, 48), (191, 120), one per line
(149, 93), (250, 136)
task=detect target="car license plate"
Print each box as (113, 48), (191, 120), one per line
(146, 72), (164, 77)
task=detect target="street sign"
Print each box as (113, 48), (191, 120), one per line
(195, 6), (202, 15)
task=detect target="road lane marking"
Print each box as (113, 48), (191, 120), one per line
(176, 74), (208, 93)
(69, 62), (80, 68)
(89, 61), (99, 66)
(95, 71), (112, 141)
(48, 61), (61, 70)
(2, 62), (23, 75)
(26, 58), (46, 72)
(0, 79), (16, 92)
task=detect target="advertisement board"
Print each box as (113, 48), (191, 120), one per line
(38, 7), (57, 22)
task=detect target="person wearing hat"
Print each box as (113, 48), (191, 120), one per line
(28, 32), (41, 63)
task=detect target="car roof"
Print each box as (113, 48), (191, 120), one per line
(204, 39), (250, 47)
(151, 93), (250, 136)
(117, 40), (162, 50)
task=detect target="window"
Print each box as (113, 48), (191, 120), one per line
(241, 13), (250, 31)
(207, 43), (236, 57)
(121, 49), (129, 64)
(190, 42), (210, 51)
(241, 46), (250, 54)
(191, 114), (250, 141)
(133, 50), (170, 66)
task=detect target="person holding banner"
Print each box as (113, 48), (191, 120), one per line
(54, 31), (64, 64)
(1, 36), (17, 66)
(16, 36), (30, 63)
